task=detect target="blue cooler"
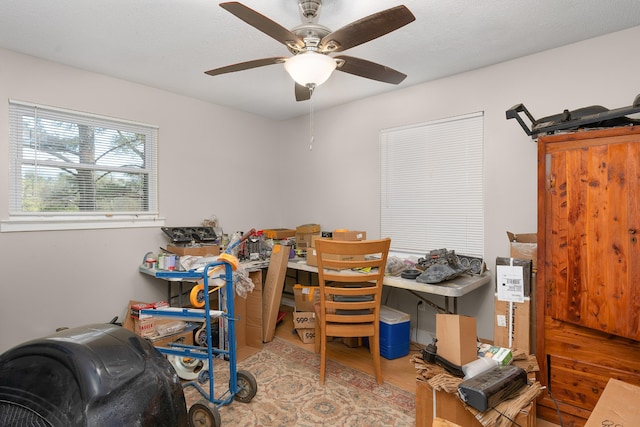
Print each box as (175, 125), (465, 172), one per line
(379, 305), (410, 359)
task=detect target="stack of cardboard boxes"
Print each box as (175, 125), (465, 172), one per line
(292, 284), (318, 344)
(493, 231), (537, 354)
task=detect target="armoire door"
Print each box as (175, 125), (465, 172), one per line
(542, 128), (640, 341)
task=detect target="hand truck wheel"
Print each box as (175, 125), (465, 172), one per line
(233, 369), (258, 403)
(195, 326), (208, 347)
(188, 399), (221, 427)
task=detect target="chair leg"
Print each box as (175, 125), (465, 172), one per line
(369, 334), (383, 384)
(314, 321), (320, 354)
(319, 331), (326, 385)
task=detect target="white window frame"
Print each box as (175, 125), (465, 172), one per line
(380, 111), (484, 258)
(2, 100), (164, 232)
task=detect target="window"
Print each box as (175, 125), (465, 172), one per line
(3, 100), (162, 232)
(380, 112), (484, 257)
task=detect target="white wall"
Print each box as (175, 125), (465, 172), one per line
(0, 48), (283, 351)
(279, 26), (640, 341)
(1, 25), (639, 352)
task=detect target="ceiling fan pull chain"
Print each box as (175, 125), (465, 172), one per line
(309, 87), (314, 151)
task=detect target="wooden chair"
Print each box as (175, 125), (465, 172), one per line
(313, 238), (391, 385)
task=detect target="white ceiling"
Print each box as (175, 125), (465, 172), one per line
(1, 0), (640, 120)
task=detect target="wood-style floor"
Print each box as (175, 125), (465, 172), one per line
(273, 305), (560, 427)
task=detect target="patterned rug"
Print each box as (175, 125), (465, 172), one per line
(183, 337), (416, 426)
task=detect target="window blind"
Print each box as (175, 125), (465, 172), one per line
(380, 112), (484, 257)
(6, 100), (160, 231)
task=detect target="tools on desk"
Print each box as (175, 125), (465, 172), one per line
(188, 229), (255, 308)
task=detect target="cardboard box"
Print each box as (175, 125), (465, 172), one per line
(296, 223), (321, 234)
(296, 328), (316, 344)
(332, 230), (367, 241)
(124, 301), (182, 339)
(296, 233), (320, 250)
(293, 284), (319, 312)
(310, 235), (327, 247)
(130, 302), (154, 319)
(506, 231), (537, 270)
(296, 223), (321, 249)
(415, 379), (535, 427)
(305, 246), (317, 266)
(237, 269), (263, 360)
(134, 317), (156, 337)
(436, 314), (477, 367)
(494, 295), (531, 352)
(262, 244), (290, 343)
(292, 310), (316, 329)
(585, 378), (640, 426)
(262, 228), (295, 239)
(166, 244), (220, 257)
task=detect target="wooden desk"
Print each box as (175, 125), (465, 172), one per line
(285, 259), (491, 314)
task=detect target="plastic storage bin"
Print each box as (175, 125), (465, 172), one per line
(379, 305), (410, 359)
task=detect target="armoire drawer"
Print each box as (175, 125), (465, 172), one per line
(548, 354), (640, 412)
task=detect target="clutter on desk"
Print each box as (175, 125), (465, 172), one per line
(416, 249), (481, 283)
(385, 250), (485, 282)
(385, 256), (417, 275)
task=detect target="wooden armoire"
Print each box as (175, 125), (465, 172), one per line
(536, 126), (640, 426)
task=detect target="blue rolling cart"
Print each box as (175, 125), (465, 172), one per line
(140, 258), (257, 427)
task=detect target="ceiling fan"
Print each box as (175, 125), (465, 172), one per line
(205, 1), (416, 101)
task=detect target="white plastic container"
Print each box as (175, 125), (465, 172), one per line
(462, 356), (499, 379)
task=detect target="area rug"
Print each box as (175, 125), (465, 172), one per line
(183, 337), (416, 426)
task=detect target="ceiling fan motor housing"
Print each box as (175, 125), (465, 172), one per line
(299, 0), (321, 23)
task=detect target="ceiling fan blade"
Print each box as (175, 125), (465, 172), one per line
(295, 83), (313, 102)
(220, 2), (304, 50)
(204, 57), (286, 76)
(335, 55), (407, 84)
(320, 5), (415, 53)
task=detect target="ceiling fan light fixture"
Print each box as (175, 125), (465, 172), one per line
(284, 51), (336, 88)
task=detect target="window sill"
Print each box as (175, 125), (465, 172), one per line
(0, 215), (166, 232)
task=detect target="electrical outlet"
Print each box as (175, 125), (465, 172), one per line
(418, 301), (426, 312)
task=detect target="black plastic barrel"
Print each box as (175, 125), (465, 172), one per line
(0, 323), (188, 427)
